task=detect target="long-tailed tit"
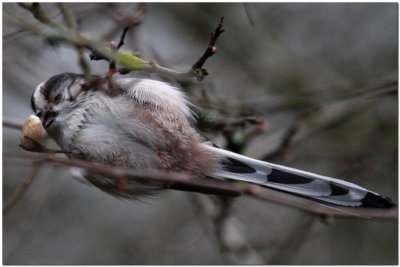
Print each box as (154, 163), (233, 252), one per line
(30, 73), (394, 208)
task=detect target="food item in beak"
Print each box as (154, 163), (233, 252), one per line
(20, 115), (45, 149)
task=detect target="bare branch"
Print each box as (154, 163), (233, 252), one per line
(243, 3), (256, 29)
(56, 3), (91, 76)
(117, 27), (130, 49)
(262, 111), (309, 161)
(18, 3), (65, 30)
(192, 17), (225, 81)
(262, 81), (398, 161)
(201, 116), (266, 132)
(107, 24), (131, 71)
(77, 46), (91, 79)
(5, 10), (203, 82)
(60, 156), (240, 196)
(5, 153), (397, 219)
(3, 116), (23, 130)
(38, 155), (242, 197)
(11, 4), (224, 82)
(57, 3), (78, 30)
(19, 136), (70, 154)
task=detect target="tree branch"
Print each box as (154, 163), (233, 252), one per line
(3, 116), (23, 130)
(39, 155), (242, 197)
(11, 4), (224, 82)
(5, 152), (397, 219)
(5, 11), (196, 82)
(192, 17), (225, 71)
(191, 17), (225, 81)
(18, 3), (65, 30)
(57, 3), (78, 30)
(117, 27), (130, 49)
(262, 81), (398, 161)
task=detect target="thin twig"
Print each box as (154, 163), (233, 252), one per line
(261, 84), (398, 161)
(3, 116), (23, 130)
(243, 3), (256, 29)
(3, 162), (42, 213)
(5, 153), (397, 219)
(117, 27), (129, 49)
(77, 46), (91, 79)
(57, 3), (78, 30)
(108, 25), (130, 71)
(10, 6), (226, 81)
(35, 155), (242, 197)
(191, 194), (266, 264)
(262, 111), (311, 161)
(192, 17), (225, 70)
(5, 11), (200, 81)
(191, 17), (225, 81)
(49, 156), (242, 196)
(19, 136), (70, 154)
(18, 3), (65, 30)
(213, 197), (235, 254)
(208, 116), (265, 132)
(56, 3), (90, 76)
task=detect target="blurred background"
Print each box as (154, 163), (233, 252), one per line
(3, 3), (398, 264)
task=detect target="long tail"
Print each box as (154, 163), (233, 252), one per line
(205, 145), (394, 208)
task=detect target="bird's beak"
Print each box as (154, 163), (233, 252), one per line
(37, 110), (58, 129)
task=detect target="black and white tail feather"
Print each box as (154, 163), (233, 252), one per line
(206, 145), (394, 209)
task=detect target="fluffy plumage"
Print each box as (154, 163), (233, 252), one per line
(31, 73), (394, 207)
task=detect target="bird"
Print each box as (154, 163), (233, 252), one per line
(30, 72), (394, 208)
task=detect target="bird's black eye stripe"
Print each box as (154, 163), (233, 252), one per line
(43, 78), (61, 100)
(42, 73), (84, 101)
(30, 92), (36, 112)
(54, 93), (62, 103)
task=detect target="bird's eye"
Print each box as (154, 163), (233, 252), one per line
(54, 94), (62, 104)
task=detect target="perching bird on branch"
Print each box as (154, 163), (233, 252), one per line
(30, 73), (394, 208)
